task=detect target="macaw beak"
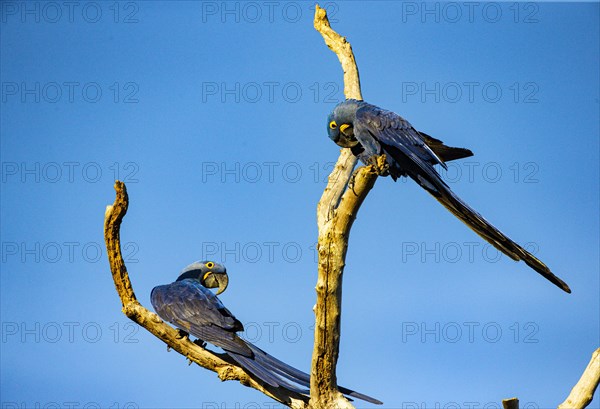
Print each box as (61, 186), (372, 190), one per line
(203, 270), (230, 294)
(340, 123), (351, 136)
(214, 273), (229, 295)
(336, 124), (359, 148)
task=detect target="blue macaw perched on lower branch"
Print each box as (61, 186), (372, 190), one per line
(151, 260), (382, 405)
(326, 99), (570, 293)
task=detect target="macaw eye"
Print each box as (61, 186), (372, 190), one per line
(329, 121), (337, 129)
(205, 262), (215, 269)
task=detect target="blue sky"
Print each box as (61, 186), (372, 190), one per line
(1, 1), (599, 408)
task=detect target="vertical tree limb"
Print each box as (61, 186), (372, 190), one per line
(104, 181), (307, 409)
(313, 6), (362, 101)
(502, 398), (519, 409)
(311, 5), (381, 409)
(558, 348), (600, 409)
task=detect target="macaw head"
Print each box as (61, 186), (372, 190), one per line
(176, 260), (229, 295)
(327, 99), (361, 148)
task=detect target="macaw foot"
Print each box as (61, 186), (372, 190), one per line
(193, 338), (207, 348)
(368, 154), (389, 176)
(176, 329), (190, 339)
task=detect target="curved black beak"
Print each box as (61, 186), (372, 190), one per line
(214, 273), (229, 295)
(340, 123), (352, 136)
(203, 270), (230, 295)
(337, 124), (359, 148)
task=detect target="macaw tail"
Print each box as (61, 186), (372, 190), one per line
(412, 170), (571, 293)
(419, 132), (474, 163)
(229, 343), (383, 405)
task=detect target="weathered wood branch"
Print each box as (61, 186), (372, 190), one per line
(316, 148), (357, 227)
(502, 398), (519, 409)
(558, 348), (600, 409)
(311, 5), (381, 409)
(313, 5), (362, 101)
(104, 181), (307, 409)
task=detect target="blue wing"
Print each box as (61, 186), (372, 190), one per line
(352, 103), (571, 293)
(151, 279), (383, 402)
(151, 279), (252, 356)
(150, 280), (293, 388)
(354, 104), (446, 178)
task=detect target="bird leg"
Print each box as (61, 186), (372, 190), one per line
(368, 154), (389, 176)
(349, 154), (388, 194)
(176, 329), (190, 339)
(193, 338), (208, 348)
(167, 329), (190, 352)
(176, 328), (207, 348)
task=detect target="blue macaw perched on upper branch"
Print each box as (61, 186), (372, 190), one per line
(151, 260), (382, 404)
(326, 99), (570, 293)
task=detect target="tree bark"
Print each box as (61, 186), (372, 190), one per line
(310, 5), (382, 409)
(558, 348), (600, 409)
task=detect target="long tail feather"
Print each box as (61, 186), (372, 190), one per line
(228, 352), (284, 388)
(414, 173), (571, 293)
(229, 342), (383, 404)
(419, 132), (474, 163)
(247, 344), (383, 405)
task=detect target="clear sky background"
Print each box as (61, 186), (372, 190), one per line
(1, 2), (599, 408)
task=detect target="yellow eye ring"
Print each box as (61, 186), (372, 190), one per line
(329, 121), (337, 129)
(205, 262), (215, 269)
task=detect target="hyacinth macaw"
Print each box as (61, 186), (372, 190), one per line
(151, 260), (382, 404)
(326, 99), (570, 293)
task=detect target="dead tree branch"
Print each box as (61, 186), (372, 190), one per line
(311, 5), (382, 409)
(104, 181), (307, 409)
(502, 398), (519, 409)
(559, 348), (600, 409)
